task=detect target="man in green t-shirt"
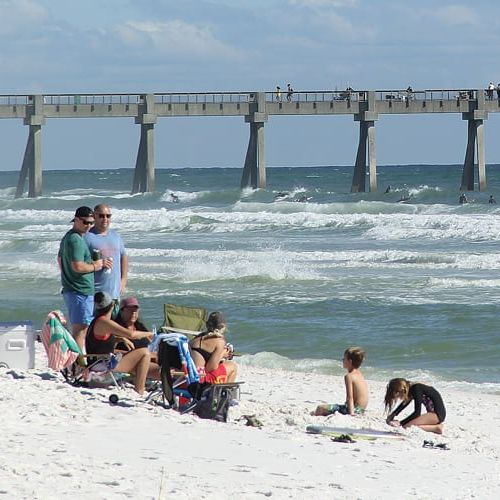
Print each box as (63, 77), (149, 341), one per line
(58, 206), (104, 350)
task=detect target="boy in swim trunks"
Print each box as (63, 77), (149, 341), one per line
(314, 346), (369, 416)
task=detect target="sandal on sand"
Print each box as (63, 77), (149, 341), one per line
(241, 415), (263, 428)
(435, 443), (450, 450)
(423, 440), (450, 450)
(332, 434), (355, 443)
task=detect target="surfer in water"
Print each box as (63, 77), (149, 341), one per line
(274, 191), (289, 201)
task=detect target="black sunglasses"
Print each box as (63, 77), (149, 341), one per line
(97, 213), (112, 219)
(79, 218), (94, 226)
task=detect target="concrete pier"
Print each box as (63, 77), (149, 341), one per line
(351, 92), (378, 193)
(461, 91), (487, 191)
(241, 92), (267, 189)
(132, 94), (156, 194)
(15, 95), (44, 198)
(2, 88), (499, 197)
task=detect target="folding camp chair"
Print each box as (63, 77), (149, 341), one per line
(41, 311), (81, 371)
(162, 303), (208, 337)
(147, 332), (242, 420)
(147, 332), (200, 408)
(40, 310), (123, 390)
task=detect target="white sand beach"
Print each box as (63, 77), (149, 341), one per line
(1, 345), (499, 499)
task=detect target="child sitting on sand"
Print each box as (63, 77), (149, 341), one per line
(384, 378), (446, 434)
(313, 346), (368, 416)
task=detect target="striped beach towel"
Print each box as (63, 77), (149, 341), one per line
(40, 310), (82, 370)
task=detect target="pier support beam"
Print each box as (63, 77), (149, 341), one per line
(16, 95), (45, 198)
(461, 94), (487, 191)
(132, 94), (156, 194)
(351, 92), (378, 193)
(461, 116), (487, 191)
(241, 92), (267, 189)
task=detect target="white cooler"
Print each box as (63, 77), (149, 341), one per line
(0, 322), (35, 369)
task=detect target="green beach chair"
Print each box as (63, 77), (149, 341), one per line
(162, 303), (208, 337)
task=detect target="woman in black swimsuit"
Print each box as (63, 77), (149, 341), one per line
(384, 378), (446, 434)
(189, 311), (237, 383)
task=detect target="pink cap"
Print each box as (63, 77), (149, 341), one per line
(120, 296), (140, 309)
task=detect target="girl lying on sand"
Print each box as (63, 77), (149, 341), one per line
(384, 378), (446, 435)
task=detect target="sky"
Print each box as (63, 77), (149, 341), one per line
(1, 0), (500, 171)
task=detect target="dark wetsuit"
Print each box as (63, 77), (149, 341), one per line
(392, 383), (446, 425)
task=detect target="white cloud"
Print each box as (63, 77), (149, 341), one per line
(0, 0), (48, 35)
(432, 5), (479, 26)
(286, 0), (374, 41)
(115, 19), (242, 60)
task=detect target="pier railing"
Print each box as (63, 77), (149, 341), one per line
(0, 89), (489, 108)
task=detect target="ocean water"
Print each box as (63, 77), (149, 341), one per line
(1, 164), (500, 393)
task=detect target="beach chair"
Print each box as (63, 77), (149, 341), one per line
(40, 310), (123, 390)
(162, 303), (208, 337)
(150, 332), (200, 408)
(149, 332), (242, 421)
(40, 311), (82, 372)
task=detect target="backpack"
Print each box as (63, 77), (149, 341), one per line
(191, 383), (233, 422)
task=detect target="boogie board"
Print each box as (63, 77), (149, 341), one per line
(306, 424), (405, 441)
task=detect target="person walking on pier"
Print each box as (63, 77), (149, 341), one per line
(276, 86), (282, 102)
(58, 206), (103, 350)
(85, 204), (128, 317)
(487, 82), (495, 100)
(496, 84), (500, 100)
(287, 83), (294, 102)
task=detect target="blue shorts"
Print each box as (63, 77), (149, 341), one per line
(63, 292), (94, 326)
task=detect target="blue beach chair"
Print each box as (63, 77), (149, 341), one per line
(148, 332), (200, 408)
(148, 332), (242, 421)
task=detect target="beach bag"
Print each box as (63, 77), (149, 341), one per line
(191, 383), (233, 422)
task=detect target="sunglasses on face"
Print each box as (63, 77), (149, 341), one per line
(79, 218), (94, 226)
(97, 213), (112, 219)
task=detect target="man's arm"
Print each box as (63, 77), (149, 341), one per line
(71, 260), (103, 274)
(120, 254), (128, 294)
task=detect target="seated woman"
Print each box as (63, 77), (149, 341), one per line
(115, 297), (152, 348)
(85, 292), (154, 395)
(189, 311), (237, 384)
(114, 296), (161, 370)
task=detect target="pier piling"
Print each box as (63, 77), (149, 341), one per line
(132, 94), (156, 194)
(15, 96), (44, 198)
(461, 99), (487, 191)
(241, 92), (267, 189)
(351, 92), (378, 193)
